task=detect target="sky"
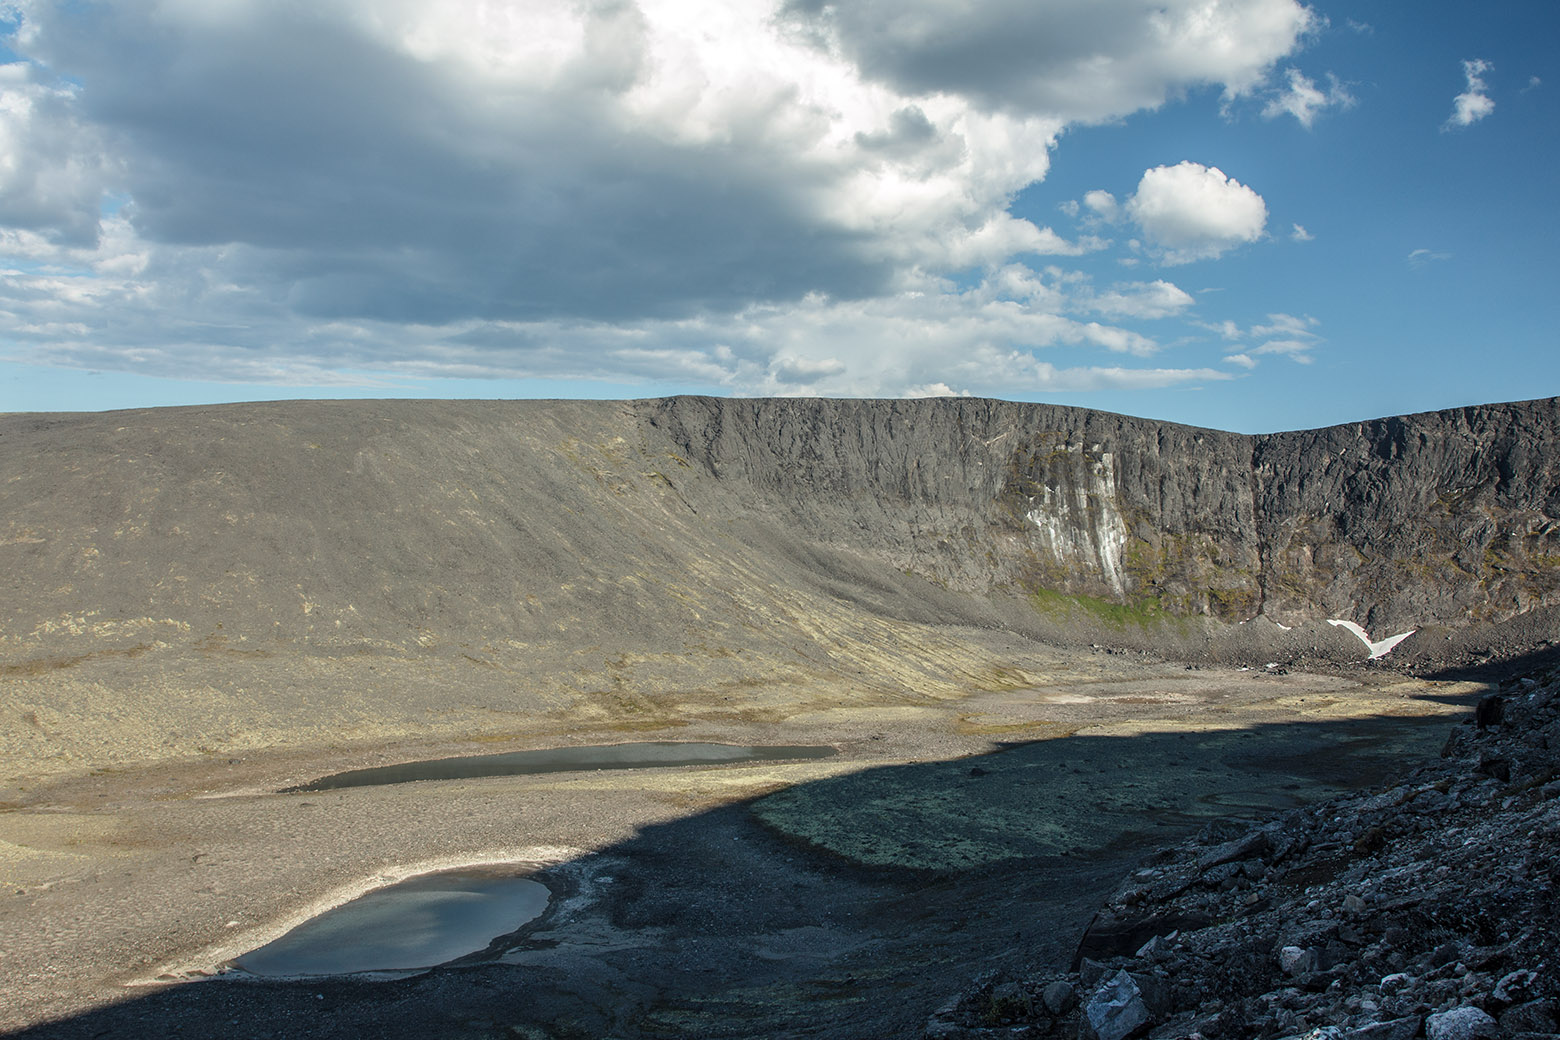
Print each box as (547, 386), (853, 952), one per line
(0, 0), (1555, 433)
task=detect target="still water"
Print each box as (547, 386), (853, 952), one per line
(289, 741), (838, 792)
(232, 871), (550, 977)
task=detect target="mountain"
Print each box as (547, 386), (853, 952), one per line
(3, 396), (1556, 781)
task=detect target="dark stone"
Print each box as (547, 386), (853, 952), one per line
(1500, 1000), (1558, 1033)
(1041, 980), (1078, 1016)
(1346, 1017), (1423, 1040)
(1476, 696), (1506, 730)
(1196, 831), (1271, 873)
(1074, 912), (1213, 967)
(1478, 755), (1513, 782)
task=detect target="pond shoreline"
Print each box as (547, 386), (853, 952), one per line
(0, 664), (1483, 1037)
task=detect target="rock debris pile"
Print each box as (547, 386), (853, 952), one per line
(927, 671), (1560, 1040)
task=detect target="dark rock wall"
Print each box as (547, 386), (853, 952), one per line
(1253, 400), (1560, 630)
(641, 396), (1560, 633)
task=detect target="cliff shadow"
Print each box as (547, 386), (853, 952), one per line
(5, 694), (1477, 1040)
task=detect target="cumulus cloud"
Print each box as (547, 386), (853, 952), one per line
(1261, 68), (1354, 128)
(1290, 223), (1313, 241)
(1125, 162), (1268, 265)
(0, 63), (113, 246)
(782, 0), (1316, 123)
(1446, 59), (1495, 129)
(1083, 190), (1121, 223)
(0, 0), (1317, 398)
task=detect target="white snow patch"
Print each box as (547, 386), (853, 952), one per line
(1327, 619), (1415, 660)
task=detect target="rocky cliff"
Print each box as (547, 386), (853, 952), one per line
(644, 395), (1560, 642)
(3, 395), (1557, 679)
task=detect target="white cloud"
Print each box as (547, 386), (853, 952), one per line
(1290, 223), (1313, 241)
(0, 0), (1319, 399)
(1261, 68), (1354, 128)
(1251, 313), (1319, 339)
(0, 255), (1227, 396)
(1125, 162), (1268, 265)
(771, 355), (847, 384)
(1200, 313), (1320, 367)
(1408, 248), (1452, 268)
(1446, 58), (1495, 129)
(1087, 279), (1195, 320)
(903, 383), (971, 398)
(1083, 190), (1120, 223)
(1251, 339), (1315, 364)
(1200, 318), (1242, 340)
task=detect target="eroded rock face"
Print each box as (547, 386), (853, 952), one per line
(1252, 403), (1560, 632)
(645, 395), (1560, 635)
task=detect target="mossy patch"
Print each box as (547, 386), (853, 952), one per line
(1027, 586), (1177, 630)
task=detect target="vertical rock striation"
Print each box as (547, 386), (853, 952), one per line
(640, 395), (1560, 636)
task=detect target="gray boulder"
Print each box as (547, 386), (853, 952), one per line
(1082, 970), (1151, 1040)
(1425, 1006), (1498, 1040)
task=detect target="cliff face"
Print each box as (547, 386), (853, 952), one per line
(1253, 400), (1560, 630)
(643, 396), (1560, 635)
(2, 396), (1557, 676)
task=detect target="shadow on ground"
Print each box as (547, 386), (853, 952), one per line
(6, 697), (1477, 1040)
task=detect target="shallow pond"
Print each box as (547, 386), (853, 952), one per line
(288, 741), (837, 792)
(232, 870), (549, 977)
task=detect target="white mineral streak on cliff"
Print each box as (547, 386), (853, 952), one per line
(1025, 450), (1128, 594)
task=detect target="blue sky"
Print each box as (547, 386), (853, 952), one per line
(0, 0), (1554, 433)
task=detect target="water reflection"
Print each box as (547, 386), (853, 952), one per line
(232, 871), (550, 977)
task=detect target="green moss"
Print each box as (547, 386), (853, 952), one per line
(1206, 584), (1260, 620)
(1027, 586), (1172, 629)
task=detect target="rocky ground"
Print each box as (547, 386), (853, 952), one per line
(926, 666), (1560, 1040)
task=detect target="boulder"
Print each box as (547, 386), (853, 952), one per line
(1425, 1006), (1497, 1040)
(1042, 980), (1079, 1016)
(1343, 1017), (1422, 1040)
(1082, 970), (1151, 1040)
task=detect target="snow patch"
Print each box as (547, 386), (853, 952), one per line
(1327, 619), (1415, 660)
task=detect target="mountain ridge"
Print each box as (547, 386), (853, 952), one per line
(2, 394), (1556, 781)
